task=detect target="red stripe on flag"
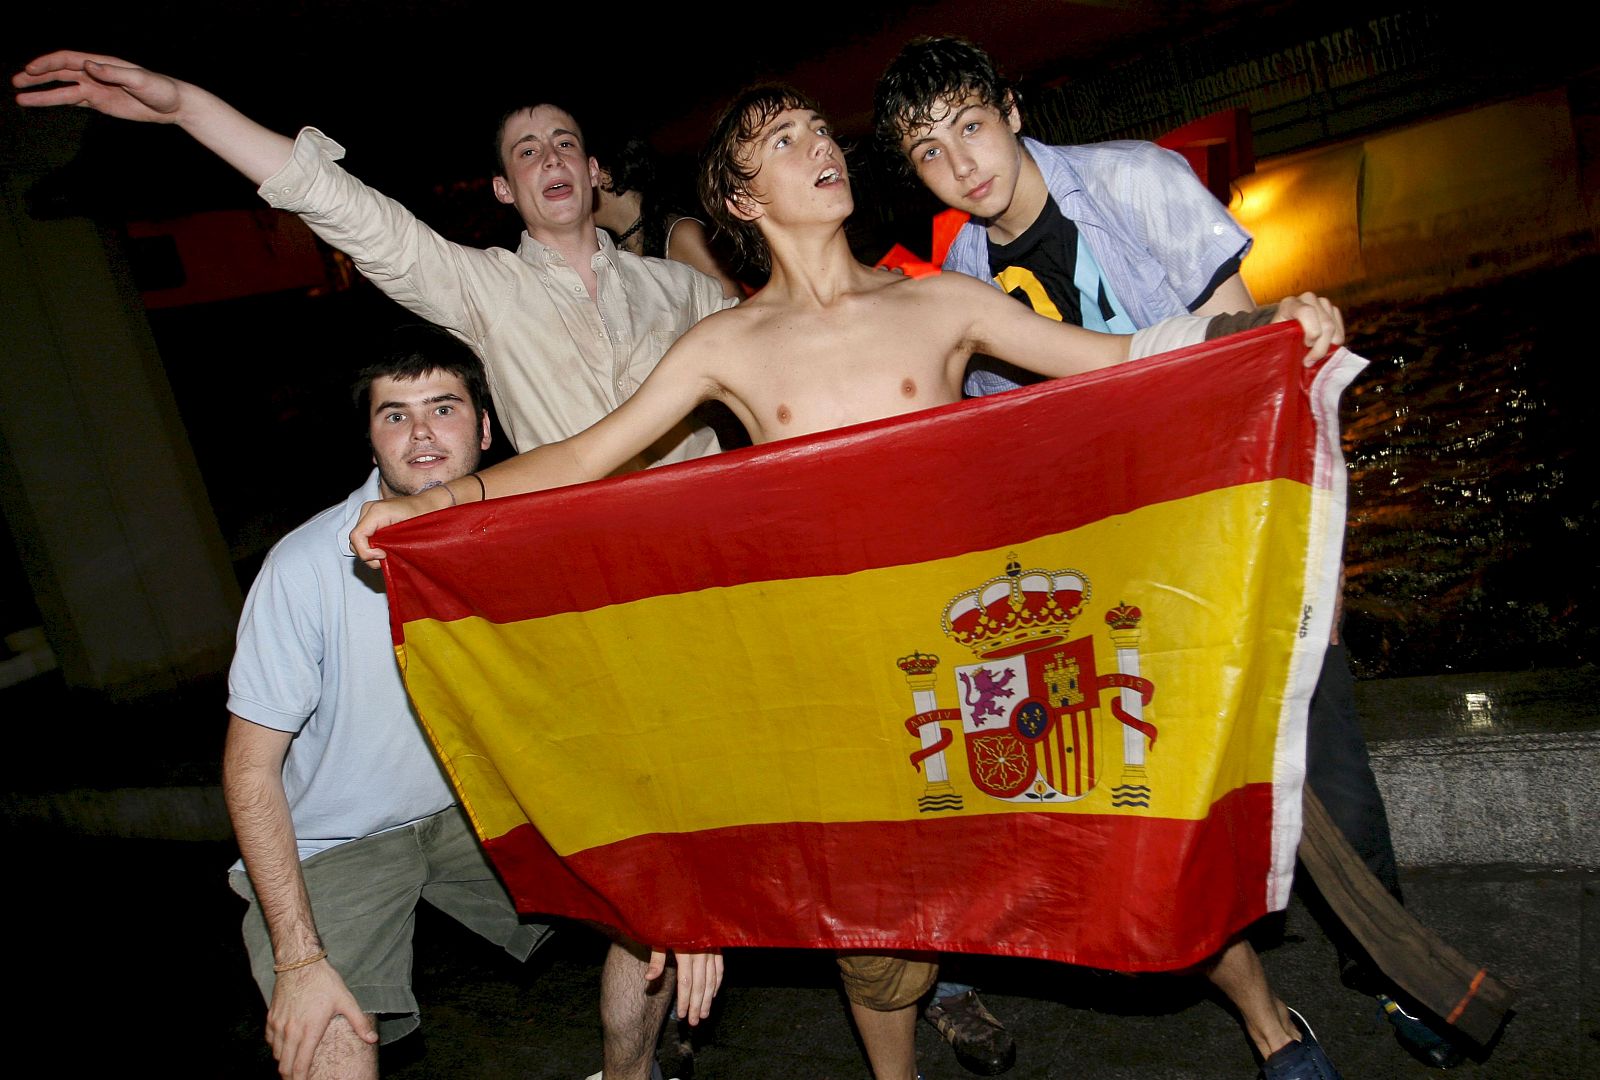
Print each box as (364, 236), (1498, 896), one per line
(482, 783), (1274, 973)
(383, 325), (1320, 631)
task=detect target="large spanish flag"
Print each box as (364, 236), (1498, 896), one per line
(381, 323), (1363, 972)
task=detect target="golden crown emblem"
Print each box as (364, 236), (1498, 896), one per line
(941, 554), (1091, 660)
(896, 651), (941, 677)
(1104, 602), (1143, 630)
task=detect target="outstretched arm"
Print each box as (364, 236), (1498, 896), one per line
(223, 716), (378, 1079)
(351, 336), (726, 564)
(954, 272), (1343, 384)
(14, 51), (293, 183)
(953, 271), (1132, 382)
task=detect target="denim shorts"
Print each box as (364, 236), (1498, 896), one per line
(230, 805), (553, 1043)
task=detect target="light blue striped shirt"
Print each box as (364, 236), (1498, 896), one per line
(945, 137), (1251, 396)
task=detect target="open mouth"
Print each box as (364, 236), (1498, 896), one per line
(816, 167), (842, 187)
(543, 180), (573, 198)
(409, 453), (447, 467)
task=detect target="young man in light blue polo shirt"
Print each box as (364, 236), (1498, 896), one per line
(224, 327), (553, 1080)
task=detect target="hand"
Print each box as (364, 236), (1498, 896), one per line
(1272, 292), (1345, 365)
(13, 52), (183, 122)
(646, 948), (725, 1027)
(265, 959), (378, 1080)
(350, 488), (450, 567)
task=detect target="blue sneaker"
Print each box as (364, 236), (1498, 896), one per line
(1259, 1008), (1343, 1080)
(1378, 993), (1464, 1069)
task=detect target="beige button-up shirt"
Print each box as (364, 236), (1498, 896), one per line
(260, 129), (736, 468)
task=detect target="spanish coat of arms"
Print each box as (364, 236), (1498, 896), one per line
(897, 555), (1156, 812)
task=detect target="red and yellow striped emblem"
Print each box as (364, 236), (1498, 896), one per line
(381, 324), (1361, 971)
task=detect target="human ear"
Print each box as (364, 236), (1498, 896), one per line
(1003, 92), (1023, 135)
(587, 157), (601, 190)
(726, 188), (766, 223)
(492, 176), (515, 205)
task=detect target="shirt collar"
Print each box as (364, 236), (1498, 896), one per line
(1024, 137), (1103, 230)
(337, 469), (386, 558)
(516, 227), (619, 273)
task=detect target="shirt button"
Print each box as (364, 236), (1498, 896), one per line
(1212, 224), (1225, 235)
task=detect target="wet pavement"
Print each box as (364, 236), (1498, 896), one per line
(6, 665), (1596, 1077)
(11, 834), (1594, 1077)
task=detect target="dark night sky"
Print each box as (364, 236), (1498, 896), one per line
(8, 0), (1300, 209)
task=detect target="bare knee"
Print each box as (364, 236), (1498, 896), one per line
(307, 1014), (379, 1080)
(600, 938), (671, 1079)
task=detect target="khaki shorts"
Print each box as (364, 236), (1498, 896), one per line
(230, 805), (552, 1043)
(836, 950), (939, 1010)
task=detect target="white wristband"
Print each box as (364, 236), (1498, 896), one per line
(1128, 313), (1211, 360)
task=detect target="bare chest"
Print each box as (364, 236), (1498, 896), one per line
(730, 307), (963, 442)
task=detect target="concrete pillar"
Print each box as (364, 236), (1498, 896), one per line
(0, 106), (240, 700)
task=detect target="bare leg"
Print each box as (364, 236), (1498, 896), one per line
(600, 938), (673, 1080)
(849, 999), (919, 1080)
(308, 1014), (379, 1080)
(1205, 938), (1297, 1057)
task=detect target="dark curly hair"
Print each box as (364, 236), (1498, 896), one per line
(590, 133), (674, 258)
(872, 36), (1016, 172)
(698, 83), (826, 272)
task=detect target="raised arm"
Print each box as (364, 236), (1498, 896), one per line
(14, 52), (293, 183)
(351, 334), (726, 564)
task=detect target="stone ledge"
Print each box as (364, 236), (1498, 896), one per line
(0, 786), (232, 843)
(7, 732), (1595, 870)
(1369, 729), (1600, 869)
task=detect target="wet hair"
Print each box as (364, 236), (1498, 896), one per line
(352, 325), (491, 427)
(872, 35), (1016, 170)
(698, 83), (826, 272)
(591, 134), (659, 198)
(490, 101), (588, 177)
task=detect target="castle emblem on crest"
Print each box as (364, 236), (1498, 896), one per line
(897, 554), (1156, 813)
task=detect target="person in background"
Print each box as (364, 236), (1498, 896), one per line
(592, 131), (745, 299)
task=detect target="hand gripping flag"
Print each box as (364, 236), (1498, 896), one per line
(380, 323), (1364, 972)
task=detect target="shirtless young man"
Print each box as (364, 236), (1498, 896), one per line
(353, 85), (1345, 1080)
